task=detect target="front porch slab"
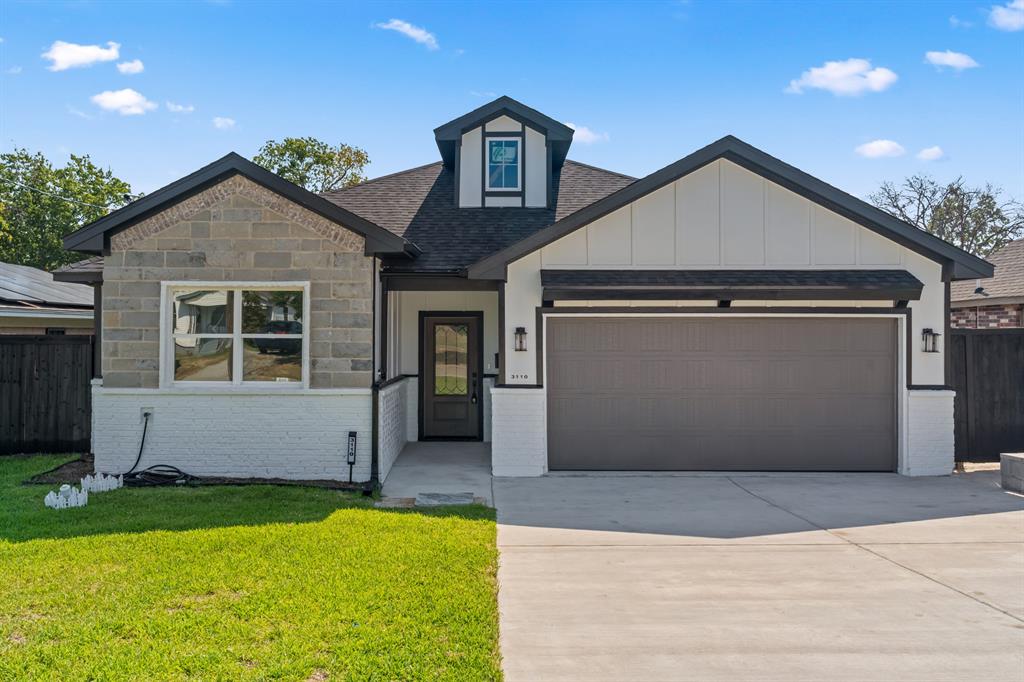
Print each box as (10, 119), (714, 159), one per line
(382, 441), (493, 506)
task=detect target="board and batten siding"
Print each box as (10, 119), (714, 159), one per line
(458, 114), (547, 208)
(502, 158), (946, 387)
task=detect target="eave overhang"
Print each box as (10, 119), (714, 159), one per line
(540, 269), (925, 302)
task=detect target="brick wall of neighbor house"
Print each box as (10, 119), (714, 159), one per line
(101, 174), (373, 389)
(490, 387), (546, 476)
(951, 304), (1024, 329)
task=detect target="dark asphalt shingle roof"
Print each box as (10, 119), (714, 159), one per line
(0, 261), (94, 308)
(322, 160), (636, 271)
(541, 269), (924, 299)
(951, 238), (1024, 303)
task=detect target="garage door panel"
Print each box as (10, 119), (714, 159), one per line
(546, 317), (896, 471)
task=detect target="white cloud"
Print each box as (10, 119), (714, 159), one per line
(166, 101), (195, 113)
(786, 58), (898, 96)
(6, 65), (22, 75)
(949, 15), (973, 28)
(565, 122), (610, 144)
(374, 19), (439, 50)
(90, 88), (156, 115)
(470, 90), (497, 98)
(67, 105), (94, 120)
(917, 146), (945, 161)
(925, 50), (979, 70)
(212, 116), (235, 130)
(116, 59), (144, 74)
(855, 139), (906, 158)
(989, 0), (1024, 30)
(42, 40), (120, 71)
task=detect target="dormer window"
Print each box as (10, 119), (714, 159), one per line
(487, 138), (520, 191)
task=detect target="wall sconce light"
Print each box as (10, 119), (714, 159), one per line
(921, 328), (941, 353)
(514, 326), (528, 352)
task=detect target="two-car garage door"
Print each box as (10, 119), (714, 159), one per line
(546, 317), (897, 471)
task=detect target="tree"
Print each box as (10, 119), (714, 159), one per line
(253, 137), (369, 193)
(0, 149), (132, 270)
(870, 175), (1023, 257)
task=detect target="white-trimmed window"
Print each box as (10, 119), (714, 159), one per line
(161, 282), (310, 388)
(486, 137), (520, 191)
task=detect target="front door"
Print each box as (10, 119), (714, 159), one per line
(421, 313), (482, 439)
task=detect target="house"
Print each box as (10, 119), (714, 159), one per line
(59, 96), (992, 482)
(950, 238), (1023, 328)
(0, 261), (94, 335)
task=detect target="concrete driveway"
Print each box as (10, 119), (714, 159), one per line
(494, 470), (1024, 681)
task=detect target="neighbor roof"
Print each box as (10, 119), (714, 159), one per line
(0, 261), (93, 308)
(466, 136), (995, 282)
(52, 256), (104, 284)
(951, 238), (1024, 305)
(62, 153), (414, 257)
(323, 160), (636, 272)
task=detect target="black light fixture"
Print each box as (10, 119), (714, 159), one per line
(514, 326), (528, 352)
(921, 328), (941, 353)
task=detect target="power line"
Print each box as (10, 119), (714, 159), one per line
(0, 176), (136, 209)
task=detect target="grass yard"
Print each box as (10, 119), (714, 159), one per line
(0, 455), (501, 681)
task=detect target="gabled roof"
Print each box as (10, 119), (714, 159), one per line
(951, 238), (1024, 305)
(466, 136), (995, 282)
(323, 160), (636, 272)
(433, 95), (575, 168)
(0, 261), (93, 308)
(63, 152), (414, 257)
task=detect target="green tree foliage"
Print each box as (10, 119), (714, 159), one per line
(253, 137), (369, 193)
(871, 175), (1023, 257)
(0, 149), (132, 270)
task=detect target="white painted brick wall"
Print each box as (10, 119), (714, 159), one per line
(92, 386), (373, 482)
(902, 389), (955, 476)
(405, 377), (419, 442)
(482, 377), (494, 443)
(378, 378), (410, 482)
(490, 387), (546, 477)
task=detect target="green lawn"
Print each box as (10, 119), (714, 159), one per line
(0, 455), (501, 681)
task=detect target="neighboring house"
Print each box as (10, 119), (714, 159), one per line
(0, 261), (94, 335)
(950, 238), (1023, 328)
(58, 96), (992, 482)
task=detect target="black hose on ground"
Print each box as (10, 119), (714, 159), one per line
(121, 411), (197, 486)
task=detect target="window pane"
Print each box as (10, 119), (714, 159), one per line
(489, 140), (504, 164)
(489, 164), (505, 189)
(504, 164), (518, 188)
(174, 338), (232, 381)
(243, 338), (301, 382)
(434, 324), (468, 396)
(242, 290), (303, 334)
(173, 290), (232, 334)
(502, 140), (518, 163)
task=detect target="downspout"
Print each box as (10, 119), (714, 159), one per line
(368, 257), (381, 492)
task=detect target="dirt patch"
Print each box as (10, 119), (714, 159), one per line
(24, 455), (94, 485)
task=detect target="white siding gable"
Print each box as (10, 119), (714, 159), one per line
(457, 117), (549, 208)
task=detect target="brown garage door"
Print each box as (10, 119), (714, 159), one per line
(546, 317), (896, 471)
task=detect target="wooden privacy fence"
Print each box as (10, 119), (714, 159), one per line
(0, 335), (92, 455)
(950, 329), (1024, 462)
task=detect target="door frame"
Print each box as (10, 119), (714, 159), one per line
(418, 310), (485, 441)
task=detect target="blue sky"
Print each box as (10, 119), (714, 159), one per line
(1, 1), (1022, 202)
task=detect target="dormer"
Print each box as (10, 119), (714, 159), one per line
(434, 96), (575, 208)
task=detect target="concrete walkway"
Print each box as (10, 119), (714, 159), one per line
(494, 470), (1024, 681)
(381, 441), (493, 505)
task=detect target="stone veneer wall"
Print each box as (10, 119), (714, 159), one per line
(951, 303), (1023, 329)
(102, 174), (374, 388)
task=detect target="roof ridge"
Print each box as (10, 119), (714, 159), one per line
(563, 158), (638, 182)
(324, 161), (443, 197)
